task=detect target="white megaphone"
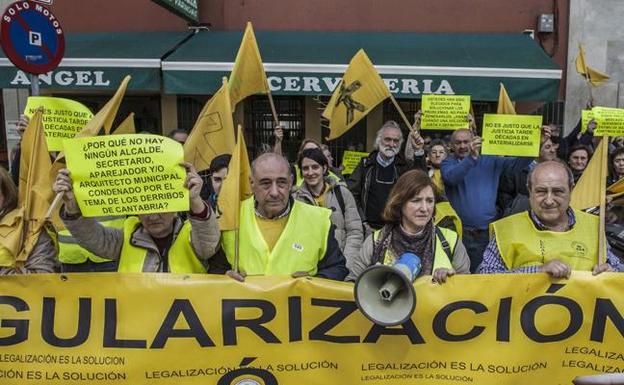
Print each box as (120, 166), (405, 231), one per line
(354, 252), (421, 326)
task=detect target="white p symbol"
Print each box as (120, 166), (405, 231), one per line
(29, 31), (42, 47)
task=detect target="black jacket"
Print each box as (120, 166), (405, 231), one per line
(347, 151), (426, 223)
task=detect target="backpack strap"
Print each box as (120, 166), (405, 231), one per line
(333, 185), (346, 215)
(435, 226), (453, 262)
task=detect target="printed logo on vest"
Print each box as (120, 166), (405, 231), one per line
(292, 243), (304, 252)
(571, 241), (588, 257)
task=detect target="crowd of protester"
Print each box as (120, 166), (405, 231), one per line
(2, 108), (623, 284)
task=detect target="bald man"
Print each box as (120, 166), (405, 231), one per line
(478, 161), (621, 276)
(221, 153), (348, 281)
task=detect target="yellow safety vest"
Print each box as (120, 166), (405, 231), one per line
(222, 198), (331, 275)
(117, 217), (206, 273)
(434, 201), (463, 239)
(373, 226), (456, 272)
(58, 216), (125, 264)
(294, 164), (341, 187)
(490, 210), (601, 271)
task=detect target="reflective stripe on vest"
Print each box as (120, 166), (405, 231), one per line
(222, 198), (331, 275)
(373, 226), (456, 271)
(117, 217), (206, 273)
(490, 210), (601, 271)
(434, 202), (463, 239)
(58, 216), (125, 264)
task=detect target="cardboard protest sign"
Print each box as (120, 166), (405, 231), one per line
(63, 134), (188, 216)
(481, 114), (542, 157)
(341, 151), (369, 175)
(420, 95), (470, 130)
(592, 106), (624, 136)
(581, 109), (594, 133)
(24, 96), (93, 151)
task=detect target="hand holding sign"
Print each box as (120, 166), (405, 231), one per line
(470, 135), (482, 159)
(52, 168), (80, 215)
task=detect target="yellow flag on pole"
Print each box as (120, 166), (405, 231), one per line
(77, 75), (131, 138)
(497, 83), (516, 115)
(229, 22), (270, 107)
(113, 113), (136, 135)
(322, 49), (391, 140)
(184, 78), (236, 172)
(7, 109), (53, 262)
(218, 125), (252, 231)
(575, 45), (610, 86)
(571, 137), (609, 210)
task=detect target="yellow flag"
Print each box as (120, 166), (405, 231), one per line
(322, 49), (391, 140)
(229, 22), (270, 107)
(497, 83), (516, 114)
(113, 113), (136, 135)
(13, 109), (53, 261)
(77, 75), (131, 138)
(184, 79), (236, 172)
(575, 45), (610, 86)
(571, 137), (609, 210)
(218, 125), (252, 231)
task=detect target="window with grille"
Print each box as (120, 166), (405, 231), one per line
(244, 96), (305, 161)
(177, 95), (209, 133)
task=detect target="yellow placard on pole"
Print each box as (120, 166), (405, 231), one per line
(581, 109), (594, 133)
(420, 95), (470, 130)
(481, 114), (542, 157)
(592, 106), (624, 136)
(24, 96), (93, 151)
(341, 150), (368, 175)
(63, 134), (188, 216)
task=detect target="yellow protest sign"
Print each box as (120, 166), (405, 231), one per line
(581, 109), (594, 133)
(63, 134), (188, 216)
(420, 95), (470, 130)
(341, 150), (368, 175)
(0, 273), (622, 385)
(593, 106), (624, 136)
(24, 96), (93, 152)
(481, 114), (542, 157)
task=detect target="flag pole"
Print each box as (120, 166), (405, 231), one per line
(389, 93), (413, 131)
(267, 90), (279, 124)
(598, 135), (609, 266)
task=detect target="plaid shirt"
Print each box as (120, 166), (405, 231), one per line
(477, 209), (622, 274)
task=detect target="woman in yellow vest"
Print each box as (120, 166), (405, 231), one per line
(347, 170), (470, 282)
(0, 167), (58, 274)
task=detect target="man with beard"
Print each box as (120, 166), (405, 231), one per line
(441, 129), (516, 272)
(348, 121), (426, 234)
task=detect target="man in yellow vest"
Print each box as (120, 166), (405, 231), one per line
(53, 163), (220, 273)
(478, 161), (621, 276)
(222, 152), (348, 281)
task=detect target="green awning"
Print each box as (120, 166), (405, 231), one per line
(0, 31), (191, 92)
(162, 31), (562, 101)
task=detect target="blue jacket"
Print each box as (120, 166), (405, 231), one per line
(441, 155), (515, 230)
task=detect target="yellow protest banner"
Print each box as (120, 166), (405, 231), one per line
(420, 95), (470, 130)
(481, 114), (542, 157)
(592, 106), (624, 136)
(341, 150), (369, 175)
(24, 96), (93, 152)
(0, 273), (622, 385)
(63, 134), (188, 216)
(581, 109), (594, 133)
